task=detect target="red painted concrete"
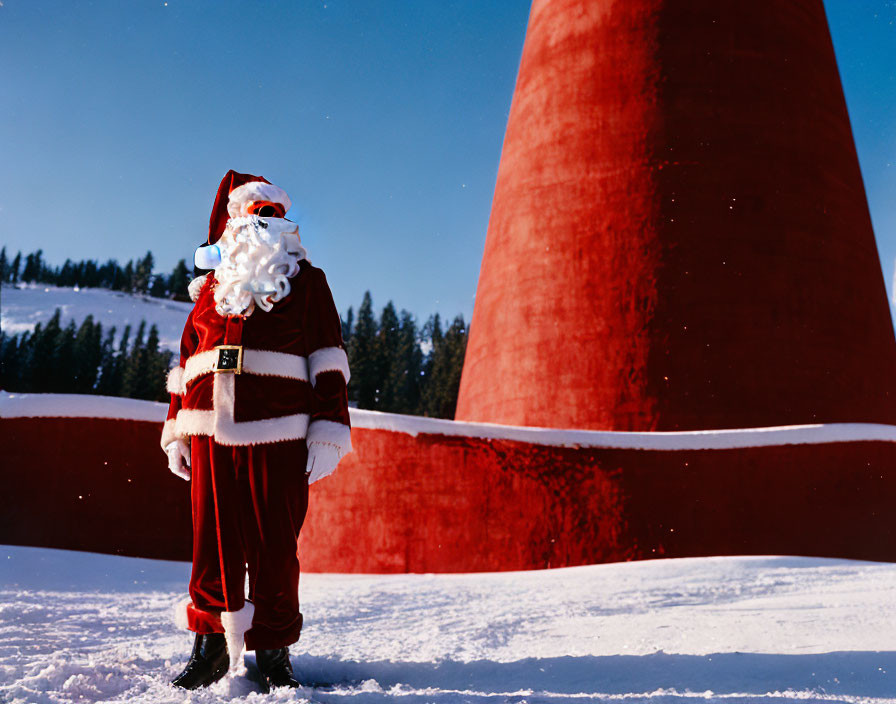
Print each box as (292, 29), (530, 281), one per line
(1, 417), (193, 561)
(3, 416), (894, 569)
(456, 0), (896, 431)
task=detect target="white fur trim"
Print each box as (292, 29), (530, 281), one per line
(212, 374), (310, 446)
(174, 598), (255, 674)
(182, 350), (219, 388)
(307, 418), (353, 458)
(188, 273), (209, 302)
(241, 349), (309, 381)
(173, 596), (192, 631)
(227, 182), (291, 218)
(174, 353), (315, 445)
(175, 408), (215, 438)
(160, 418), (180, 449)
(173, 379), (311, 446)
(166, 366), (185, 396)
(183, 349), (309, 388)
(308, 346), (350, 386)
(221, 601), (255, 671)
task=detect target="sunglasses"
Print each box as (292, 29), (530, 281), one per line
(248, 201), (287, 218)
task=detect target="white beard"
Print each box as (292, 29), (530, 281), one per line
(213, 215), (308, 318)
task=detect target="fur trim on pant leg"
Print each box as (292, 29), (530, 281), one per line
(221, 601), (255, 671)
(173, 596), (192, 631)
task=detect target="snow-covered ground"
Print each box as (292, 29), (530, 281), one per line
(0, 283), (192, 351)
(0, 546), (894, 703)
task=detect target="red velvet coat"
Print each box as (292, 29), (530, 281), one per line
(160, 259), (352, 458)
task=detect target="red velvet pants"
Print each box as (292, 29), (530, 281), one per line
(186, 436), (309, 650)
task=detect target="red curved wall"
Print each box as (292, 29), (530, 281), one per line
(3, 415), (895, 570)
(456, 0), (896, 431)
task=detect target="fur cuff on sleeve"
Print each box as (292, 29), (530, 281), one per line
(306, 419), (353, 458)
(187, 273), (209, 302)
(166, 366), (185, 396)
(160, 418), (180, 449)
(308, 346), (350, 386)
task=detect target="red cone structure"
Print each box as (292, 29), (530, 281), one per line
(456, 0), (896, 431)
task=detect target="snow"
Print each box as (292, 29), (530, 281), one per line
(4, 391), (896, 452)
(0, 546), (894, 703)
(0, 391), (167, 422)
(346, 407), (896, 450)
(0, 283), (192, 352)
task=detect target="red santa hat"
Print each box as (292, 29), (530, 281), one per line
(207, 170), (292, 244)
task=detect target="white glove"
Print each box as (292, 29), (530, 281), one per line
(165, 439), (191, 481)
(305, 442), (341, 484)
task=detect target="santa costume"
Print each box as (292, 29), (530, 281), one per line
(161, 170), (352, 689)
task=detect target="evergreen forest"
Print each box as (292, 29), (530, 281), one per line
(0, 248), (468, 418)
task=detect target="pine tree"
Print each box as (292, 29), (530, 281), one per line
(59, 259), (75, 287)
(108, 325), (132, 397)
(0, 247), (7, 284)
(391, 310), (422, 414)
(72, 316), (103, 393)
(122, 261), (135, 293)
(9, 252), (21, 283)
(342, 306), (354, 345)
(149, 272), (168, 298)
(418, 313), (468, 418)
(37, 251), (51, 283)
(101, 259), (122, 289)
(142, 324), (172, 401)
(169, 260), (191, 301)
(21, 253), (36, 282)
(347, 291), (378, 409)
(27, 310), (61, 391)
(122, 321), (146, 397)
(53, 320), (78, 393)
(24, 250), (45, 283)
(420, 313), (443, 416)
(440, 315), (469, 419)
(375, 301), (401, 411)
(95, 326), (119, 396)
(82, 260), (98, 288)
(0, 332), (22, 389)
(34, 250), (45, 282)
(134, 251), (154, 295)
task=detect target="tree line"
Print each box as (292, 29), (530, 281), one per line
(343, 292), (468, 418)
(0, 247), (193, 301)
(0, 284), (469, 419)
(0, 310), (173, 401)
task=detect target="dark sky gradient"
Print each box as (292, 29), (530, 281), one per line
(1, 1), (893, 327)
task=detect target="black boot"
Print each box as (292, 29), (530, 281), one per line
(256, 647), (300, 689)
(171, 632), (230, 689)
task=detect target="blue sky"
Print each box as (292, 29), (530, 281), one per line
(1, 1), (893, 327)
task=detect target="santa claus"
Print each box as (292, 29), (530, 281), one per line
(161, 170), (352, 690)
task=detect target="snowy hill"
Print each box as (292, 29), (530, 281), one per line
(1, 545), (894, 703)
(1, 283), (192, 352)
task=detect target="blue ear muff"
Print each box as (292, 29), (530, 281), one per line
(194, 244), (222, 270)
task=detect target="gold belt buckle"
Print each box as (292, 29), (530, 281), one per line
(214, 345), (243, 374)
